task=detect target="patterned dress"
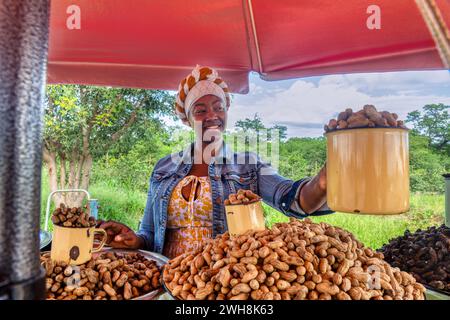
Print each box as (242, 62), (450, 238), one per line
(163, 175), (213, 259)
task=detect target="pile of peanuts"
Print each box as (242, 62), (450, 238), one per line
(224, 189), (261, 205)
(324, 105), (407, 133)
(163, 218), (425, 300)
(51, 203), (96, 228)
(380, 224), (450, 294)
(41, 251), (162, 300)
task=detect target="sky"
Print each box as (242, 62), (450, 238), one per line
(229, 70), (450, 138)
(166, 70), (450, 138)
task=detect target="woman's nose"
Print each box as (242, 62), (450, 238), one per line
(206, 108), (217, 118)
(206, 108), (219, 118)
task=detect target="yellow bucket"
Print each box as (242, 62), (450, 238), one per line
(225, 200), (266, 237)
(325, 128), (409, 215)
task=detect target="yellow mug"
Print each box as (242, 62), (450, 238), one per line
(225, 200), (266, 237)
(51, 225), (107, 265)
(326, 127), (409, 215)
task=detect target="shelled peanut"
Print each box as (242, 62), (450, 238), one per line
(324, 105), (407, 133)
(41, 251), (162, 300)
(163, 218), (425, 300)
(51, 203), (96, 228)
(379, 224), (450, 294)
(224, 189), (261, 205)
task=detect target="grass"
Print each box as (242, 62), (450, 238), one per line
(40, 171), (445, 250)
(264, 193), (445, 249)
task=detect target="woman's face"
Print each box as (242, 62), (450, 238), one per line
(189, 94), (227, 142)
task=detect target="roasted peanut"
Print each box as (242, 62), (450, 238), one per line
(162, 219), (424, 300)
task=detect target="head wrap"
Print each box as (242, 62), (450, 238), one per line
(175, 65), (231, 126)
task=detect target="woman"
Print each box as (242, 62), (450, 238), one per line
(99, 65), (331, 258)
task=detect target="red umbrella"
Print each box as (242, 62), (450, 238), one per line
(48, 0), (450, 93)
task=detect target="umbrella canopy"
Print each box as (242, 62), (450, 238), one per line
(47, 0), (450, 93)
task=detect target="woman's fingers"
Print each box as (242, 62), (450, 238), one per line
(110, 230), (139, 249)
(98, 220), (131, 244)
(95, 219), (106, 228)
(114, 232), (133, 243)
(99, 220), (122, 231)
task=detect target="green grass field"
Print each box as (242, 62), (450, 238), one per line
(264, 193), (444, 249)
(40, 176), (445, 250)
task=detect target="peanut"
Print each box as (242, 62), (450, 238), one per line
(162, 219), (424, 300)
(324, 105), (407, 133)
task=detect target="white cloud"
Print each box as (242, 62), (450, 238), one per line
(318, 70), (450, 94)
(230, 71), (450, 138)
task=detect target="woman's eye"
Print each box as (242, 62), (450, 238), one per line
(214, 105), (225, 112)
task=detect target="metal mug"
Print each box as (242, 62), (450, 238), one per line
(225, 200), (266, 237)
(326, 127), (409, 215)
(50, 225), (107, 265)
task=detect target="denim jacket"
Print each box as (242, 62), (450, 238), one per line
(137, 143), (333, 253)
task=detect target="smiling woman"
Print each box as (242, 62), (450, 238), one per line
(190, 94), (227, 143)
(99, 65), (331, 258)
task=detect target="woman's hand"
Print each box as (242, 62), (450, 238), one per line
(298, 164), (327, 214)
(317, 164), (327, 192)
(97, 220), (143, 249)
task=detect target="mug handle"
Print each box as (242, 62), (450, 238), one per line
(92, 228), (107, 253)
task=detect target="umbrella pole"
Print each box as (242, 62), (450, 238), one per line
(0, 0), (50, 299)
(444, 174), (450, 228)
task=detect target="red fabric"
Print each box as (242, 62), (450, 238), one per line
(47, 0), (449, 93)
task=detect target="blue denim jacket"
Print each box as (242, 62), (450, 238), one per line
(137, 143), (333, 253)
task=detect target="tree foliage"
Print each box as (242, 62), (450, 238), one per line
(406, 103), (449, 154)
(43, 85), (174, 205)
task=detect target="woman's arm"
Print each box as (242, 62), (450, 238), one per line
(298, 165), (327, 214)
(256, 154), (331, 218)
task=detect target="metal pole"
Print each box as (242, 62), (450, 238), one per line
(0, 0), (50, 299)
(444, 174), (450, 227)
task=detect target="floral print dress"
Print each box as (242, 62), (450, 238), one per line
(163, 175), (213, 259)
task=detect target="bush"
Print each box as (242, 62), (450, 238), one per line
(409, 134), (447, 193)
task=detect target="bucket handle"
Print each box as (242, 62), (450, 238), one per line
(44, 189), (91, 232)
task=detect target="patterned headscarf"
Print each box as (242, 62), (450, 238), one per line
(175, 65), (231, 126)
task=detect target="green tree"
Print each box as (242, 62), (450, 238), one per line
(406, 103), (449, 154)
(272, 124), (288, 142)
(43, 85), (173, 206)
(234, 114), (288, 155)
(235, 113), (266, 132)
(93, 123), (181, 192)
(279, 137), (326, 180)
(409, 132), (448, 193)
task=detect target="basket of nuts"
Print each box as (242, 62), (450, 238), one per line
(224, 189), (265, 237)
(162, 218), (425, 300)
(41, 249), (168, 300)
(379, 224), (450, 300)
(325, 105), (410, 215)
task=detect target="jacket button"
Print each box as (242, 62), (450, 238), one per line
(215, 197), (222, 204)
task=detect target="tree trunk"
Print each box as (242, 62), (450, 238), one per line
(43, 147), (61, 206)
(65, 155), (92, 207)
(80, 155), (93, 192)
(43, 147), (93, 208)
(59, 153), (66, 190)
